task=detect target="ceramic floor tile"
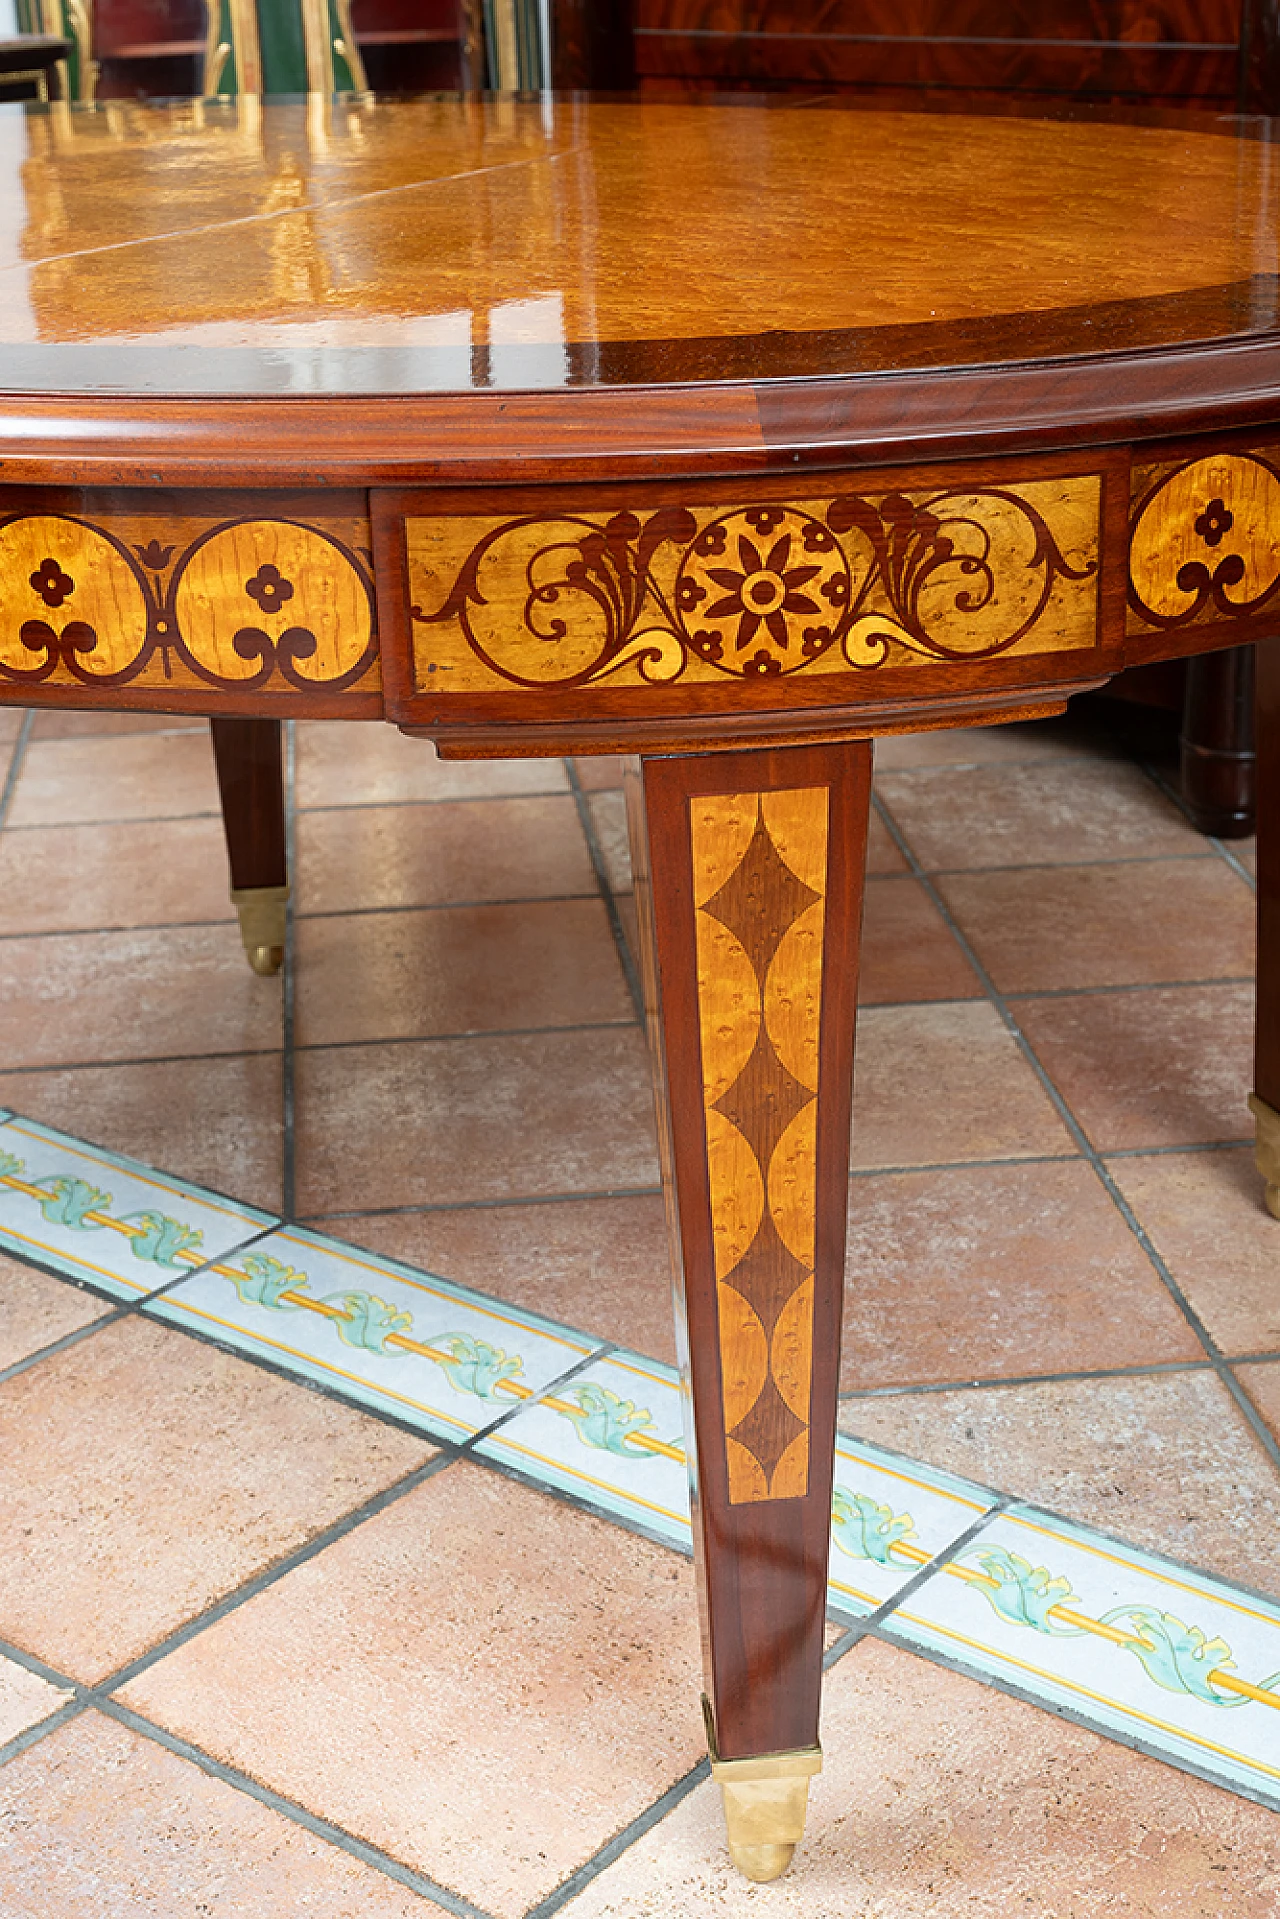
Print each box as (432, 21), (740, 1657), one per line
(557, 1636), (1280, 1915)
(0, 1713), (438, 1917)
(826, 1436), (995, 1620)
(0, 1114), (273, 1300)
(5, 731), (222, 827)
(119, 1463), (704, 1919)
(850, 1001), (1077, 1170)
(864, 807), (909, 875)
(0, 922), (282, 1071)
(1235, 838), (1258, 878)
(1016, 982), (1255, 1151)
(294, 793), (595, 913)
(857, 876), (982, 1006)
(871, 713), (1110, 771)
(587, 787), (631, 893)
(0, 1652), (71, 1746)
(474, 1347), (692, 1549)
(0, 1052), (283, 1214)
(938, 857), (1255, 994)
(1108, 1149), (1280, 1357)
(844, 1370), (1280, 1596)
(1236, 1359), (1280, 1441)
(0, 816), (237, 939)
(876, 760), (1202, 871)
(0, 1314), (432, 1682)
(0, 707), (23, 745)
(0, 1253), (112, 1372)
(293, 1028), (660, 1214)
(572, 753), (628, 790)
(841, 1160), (1203, 1391)
(294, 720), (567, 807)
(886, 1505), (1280, 1807)
(327, 1191), (677, 1363)
(294, 899), (633, 1046)
(27, 710), (207, 738)
(147, 1223), (601, 1444)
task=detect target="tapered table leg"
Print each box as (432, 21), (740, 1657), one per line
(1180, 644), (1256, 837)
(1252, 638), (1280, 1219)
(627, 742), (871, 1882)
(209, 717), (288, 977)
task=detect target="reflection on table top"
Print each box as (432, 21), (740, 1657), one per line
(0, 91), (1278, 396)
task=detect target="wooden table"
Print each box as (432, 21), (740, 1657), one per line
(1, 90), (1277, 1881)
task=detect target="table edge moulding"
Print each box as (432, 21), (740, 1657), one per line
(0, 89), (1277, 1883)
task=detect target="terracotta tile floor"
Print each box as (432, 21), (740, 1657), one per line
(1, 700), (1278, 1914)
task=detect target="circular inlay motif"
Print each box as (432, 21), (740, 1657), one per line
(0, 514), (149, 681)
(173, 519), (372, 685)
(674, 508), (850, 676)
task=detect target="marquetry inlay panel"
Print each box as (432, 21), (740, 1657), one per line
(1128, 450), (1280, 634)
(0, 507), (378, 698)
(406, 479), (1101, 699)
(691, 785), (828, 1505)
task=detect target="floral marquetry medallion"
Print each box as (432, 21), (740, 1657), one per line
(403, 478), (1102, 700)
(691, 786), (828, 1505)
(0, 501), (379, 706)
(1128, 450), (1280, 633)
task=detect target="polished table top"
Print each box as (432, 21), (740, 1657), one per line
(0, 93), (1279, 428)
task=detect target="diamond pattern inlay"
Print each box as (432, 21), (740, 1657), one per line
(690, 786), (829, 1505)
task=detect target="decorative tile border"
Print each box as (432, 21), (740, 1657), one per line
(882, 1505), (1280, 1810)
(473, 1349), (693, 1550)
(826, 1438), (997, 1621)
(3, 1110), (1278, 1813)
(144, 1223), (600, 1444)
(0, 1115), (274, 1301)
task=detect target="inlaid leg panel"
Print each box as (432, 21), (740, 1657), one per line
(1253, 637), (1280, 1219)
(628, 741), (871, 1881)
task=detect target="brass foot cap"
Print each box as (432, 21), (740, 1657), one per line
(728, 1842), (795, 1883)
(231, 885), (289, 979)
(1248, 1093), (1280, 1220)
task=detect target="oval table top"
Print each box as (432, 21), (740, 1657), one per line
(2, 91), (1280, 479)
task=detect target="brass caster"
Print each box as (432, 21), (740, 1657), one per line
(231, 885), (289, 979)
(1250, 1093), (1280, 1221)
(706, 1709), (821, 1884)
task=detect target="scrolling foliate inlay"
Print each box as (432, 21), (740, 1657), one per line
(1129, 451), (1280, 633)
(692, 787), (827, 1506)
(407, 480), (1101, 697)
(0, 511), (378, 698)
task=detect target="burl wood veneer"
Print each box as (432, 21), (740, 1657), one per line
(0, 91), (1276, 1879)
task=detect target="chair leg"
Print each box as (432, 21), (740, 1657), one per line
(627, 741), (870, 1881)
(210, 717), (288, 977)
(1252, 638), (1280, 1219)
(1180, 644), (1257, 837)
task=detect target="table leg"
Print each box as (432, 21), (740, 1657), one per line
(1180, 644), (1256, 838)
(1251, 637), (1280, 1219)
(209, 717), (288, 978)
(627, 741), (870, 1882)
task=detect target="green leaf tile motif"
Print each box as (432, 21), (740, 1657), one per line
(2, 1150), (206, 1268)
(558, 1382), (670, 1457)
(962, 1546), (1088, 1635)
(831, 1488), (918, 1566)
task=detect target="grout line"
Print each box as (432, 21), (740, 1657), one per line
(565, 759), (645, 1024)
(282, 720), (298, 1223)
(522, 1759), (712, 1919)
(1002, 976), (1253, 1002)
(828, 1497), (1013, 1647)
(294, 892), (600, 923)
(95, 1699), (497, 1919)
(918, 849), (1219, 876)
(0, 1631), (84, 1692)
(294, 1019), (639, 1055)
(839, 1356), (1215, 1402)
(0, 710), (34, 832)
(0, 1044), (283, 1077)
(456, 1341), (616, 1450)
(0, 1700), (87, 1769)
(95, 1453), (458, 1697)
(0, 1303), (133, 1389)
(303, 1183), (664, 1223)
(1210, 834), (1258, 893)
(873, 784), (1280, 1487)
